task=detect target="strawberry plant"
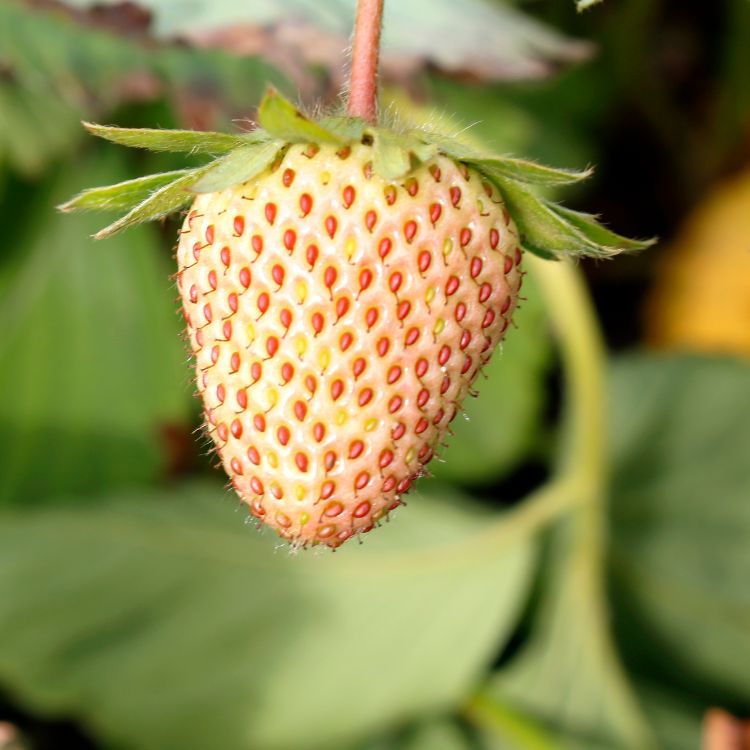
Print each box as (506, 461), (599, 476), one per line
(1, 1), (749, 749)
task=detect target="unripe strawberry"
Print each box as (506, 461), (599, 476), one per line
(62, 90), (647, 549)
(176, 143), (522, 547)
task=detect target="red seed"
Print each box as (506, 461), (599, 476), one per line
(331, 380), (344, 401)
(217, 423), (228, 441)
(349, 440), (364, 458)
(247, 446), (260, 465)
(379, 449), (394, 468)
(231, 419), (243, 439)
(389, 272), (402, 292)
(405, 177), (418, 196)
(250, 361), (262, 381)
(490, 228), (500, 249)
(358, 388), (373, 406)
(415, 418), (428, 434)
(222, 321), (232, 340)
(340, 332), (353, 351)
(343, 185), (355, 208)
(353, 501), (371, 518)
(295, 453), (309, 472)
(429, 203), (442, 224)
(455, 302), (466, 322)
(445, 276), (460, 296)
(479, 283), (492, 303)
(462, 355), (473, 374)
(482, 310), (495, 328)
(353, 358), (366, 378)
(257, 293), (269, 315)
(359, 269), (373, 291)
(460, 330), (471, 350)
(450, 186), (461, 207)
(324, 451), (337, 471)
(216, 383), (226, 403)
(388, 396), (403, 413)
(230, 352), (241, 372)
(281, 363), (294, 383)
(418, 250), (432, 273)
(253, 414), (266, 432)
(404, 220), (417, 243)
(416, 358), (428, 378)
(294, 400), (307, 421)
(324, 266), (337, 290)
(325, 501), (344, 517)
(501, 295), (512, 314)
(239, 267), (251, 288)
(377, 337), (390, 356)
(336, 297), (350, 319)
(228, 293), (239, 313)
(405, 327), (420, 346)
(282, 168), (295, 187)
(305, 375), (317, 395)
(470, 257), (483, 278)
(313, 422), (325, 442)
(366, 308), (379, 329)
(266, 336), (279, 357)
(460, 227), (472, 247)
(378, 238), (392, 259)
(306, 244), (319, 268)
(220, 246), (231, 267)
(233, 216), (244, 236)
(277, 426), (290, 445)
(265, 203), (276, 224)
(251, 477), (264, 494)
(325, 215), (338, 238)
(384, 186), (397, 205)
(387, 365), (402, 384)
(280, 308), (292, 329)
(205, 225), (215, 244)
(312, 312), (324, 334)
(392, 423), (406, 440)
(355, 472), (371, 490)
(283, 229), (296, 251)
(320, 481), (335, 500)
(236, 389), (248, 409)
(365, 210), (377, 232)
(397, 301), (411, 320)
(252, 234), (263, 255)
(300, 193), (313, 216)
(272, 264), (284, 286)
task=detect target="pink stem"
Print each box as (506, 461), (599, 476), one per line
(347, 0), (384, 122)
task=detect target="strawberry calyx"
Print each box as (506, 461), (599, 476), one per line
(60, 87), (654, 257)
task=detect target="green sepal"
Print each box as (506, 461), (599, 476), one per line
(490, 176), (653, 259)
(257, 87), (345, 145)
(83, 123), (258, 154)
(94, 168), (209, 239)
(190, 141), (284, 193)
(318, 116), (368, 141)
(467, 156), (593, 187)
(58, 170), (193, 213)
(371, 129), (438, 181)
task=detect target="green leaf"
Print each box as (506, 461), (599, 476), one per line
(83, 123), (253, 154)
(319, 116), (368, 141)
(492, 177), (649, 259)
(469, 156), (593, 186)
(433, 272), (551, 485)
(0, 482), (536, 750)
(94, 167), (206, 238)
(257, 87), (344, 145)
(576, 0), (604, 10)
(372, 129), (439, 181)
(190, 140), (283, 193)
(550, 205), (654, 252)
(608, 354), (750, 703)
(478, 521), (656, 750)
(0, 156), (190, 505)
(59, 169), (192, 212)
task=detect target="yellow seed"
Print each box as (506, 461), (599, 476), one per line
(336, 410), (348, 426)
(300, 512), (310, 525)
(405, 447), (416, 463)
(425, 286), (436, 305)
(477, 198), (485, 214)
(320, 171), (331, 185)
(265, 387), (278, 409)
(443, 238), (453, 257)
(295, 485), (306, 501)
(345, 237), (357, 259)
(433, 318), (445, 335)
(295, 335), (308, 357)
(246, 322), (256, 343)
(365, 418), (378, 432)
(319, 348), (331, 371)
(296, 280), (308, 304)
(267, 451), (279, 468)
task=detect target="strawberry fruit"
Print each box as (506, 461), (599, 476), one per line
(61, 88), (651, 548)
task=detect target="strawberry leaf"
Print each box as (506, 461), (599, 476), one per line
(372, 129), (439, 181)
(83, 123), (258, 154)
(491, 176), (650, 259)
(59, 170), (193, 213)
(94, 168), (208, 239)
(190, 141), (284, 193)
(257, 87), (344, 145)
(469, 156), (594, 186)
(319, 116), (368, 141)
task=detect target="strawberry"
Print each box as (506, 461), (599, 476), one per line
(61, 89), (650, 548)
(176, 143), (522, 547)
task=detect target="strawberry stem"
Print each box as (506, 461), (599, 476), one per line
(347, 0), (384, 123)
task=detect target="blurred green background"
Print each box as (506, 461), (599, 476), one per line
(1, 1), (750, 749)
